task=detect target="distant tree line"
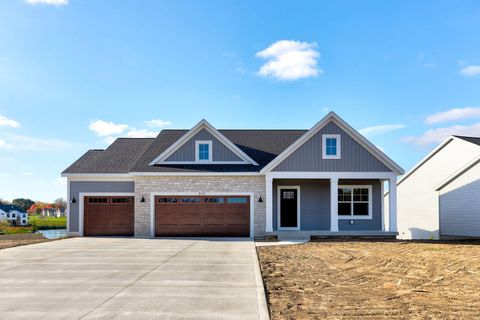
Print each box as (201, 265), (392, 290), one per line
(0, 198), (67, 213)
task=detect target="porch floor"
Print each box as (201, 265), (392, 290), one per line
(266, 230), (398, 240)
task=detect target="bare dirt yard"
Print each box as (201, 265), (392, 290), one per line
(257, 240), (480, 319)
(0, 233), (50, 250)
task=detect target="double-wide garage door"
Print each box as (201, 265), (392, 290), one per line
(155, 195), (250, 237)
(84, 196), (134, 236)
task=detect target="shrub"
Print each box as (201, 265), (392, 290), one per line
(0, 220), (10, 234)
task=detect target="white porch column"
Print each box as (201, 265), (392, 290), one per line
(330, 177), (339, 232)
(265, 175), (273, 232)
(388, 177), (398, 232)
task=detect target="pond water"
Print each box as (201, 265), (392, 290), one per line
(37, 229), (68, 239)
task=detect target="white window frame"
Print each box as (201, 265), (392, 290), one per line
(322, 134), (341, 159)
(277, 186), (301, 230)
(338, 185), (372, 220)
(195, 140), (213, 163)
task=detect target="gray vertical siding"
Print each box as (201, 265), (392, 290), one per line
(273, 122), (391, 172)
(272, 179), (382, 231)
(69, 181), (135, 232)
(165, 128), (242, 162)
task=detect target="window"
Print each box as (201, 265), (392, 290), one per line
(227, 197), (248, 204)
(204, 197), (224, 203)
(158, 197), (178, 203)
(111, 197), (131, 204)
(322, 134), (341, 159)
(338, 186), (372, 219)
(181, 198), (200, 203)
(22, 220), (26, 224)
(282, 191), (295, 199)
(196, 140), (212, 162)
(6, 213), (10, 218)
(88, 197), (108, 204)
(12, 213), (16, 218)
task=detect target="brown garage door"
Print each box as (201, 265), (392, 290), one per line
(84, 196), (134, 236)
(155, 195), (250, 237)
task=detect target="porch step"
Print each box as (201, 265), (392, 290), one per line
(276, 232), (311, 242)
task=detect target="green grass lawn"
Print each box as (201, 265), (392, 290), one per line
(28, 215), (67, 230)
(0, 216), (66, 235)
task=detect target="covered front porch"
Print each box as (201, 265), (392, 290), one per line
(265, 172), (398, 238)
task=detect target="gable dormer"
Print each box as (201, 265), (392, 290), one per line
(149, 120), (258, 166)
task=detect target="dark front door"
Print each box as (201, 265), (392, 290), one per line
(280, 189), (298, 228)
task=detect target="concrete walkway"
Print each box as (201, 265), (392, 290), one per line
(0, 237), (269, 320)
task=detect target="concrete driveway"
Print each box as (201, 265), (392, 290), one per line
(0, 237), (268, 320)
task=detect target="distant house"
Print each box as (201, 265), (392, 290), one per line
(386, 136), (480, 239)
(41, 208), (65, 218)
(0, 205), (28, 226)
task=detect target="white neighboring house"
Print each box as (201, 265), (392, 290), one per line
(41, 208), (65, 218)
(385, 135), (480, 239)
(0, 205), (28, 226)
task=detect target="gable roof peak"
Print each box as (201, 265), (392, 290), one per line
(148, 118), (259, 166)
(260, 111), (404, 174)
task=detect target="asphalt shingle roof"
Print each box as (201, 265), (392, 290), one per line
(62, 138), (154, 174)
(63, 129), (307, 174)
(0, 205), (26, 213)
(453, 135), (480, 147)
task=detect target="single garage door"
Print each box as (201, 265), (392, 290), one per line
(84, 196), (134, 236)
(155, 195), (250, 237)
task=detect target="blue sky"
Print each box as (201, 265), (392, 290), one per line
(1, 0), (480, 202)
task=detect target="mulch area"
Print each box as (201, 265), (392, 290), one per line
(257, 240), (480, 319)
(0, 233), (50, 250)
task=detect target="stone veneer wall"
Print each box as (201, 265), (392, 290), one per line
(134, 176), (266, 238)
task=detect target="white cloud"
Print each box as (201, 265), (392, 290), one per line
(89, 120), (128, 137)
(103, 136), (117, 145)
(416, 52), (436, 68)
(255, 40), (321, 80)
(20, 172), (33, 176)
(25, 0), (68, 5)
(459, 65), (480, 77)
(359, 124), (406, 137)
(145, 119), (171, 128)
(3, 135), (71, 151)
(0, 115), (20, 128)
(404, 122), (480, 146)
(425, 107), (480, 125)
(0, 139), (6, 148)
(125, 129), (158, 138)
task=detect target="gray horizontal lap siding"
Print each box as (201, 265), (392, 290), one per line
(273, 122), (391, 172)
(69, 181), (135, 232)
(165, 129), (242, 162)
(273, 179), (382, 231)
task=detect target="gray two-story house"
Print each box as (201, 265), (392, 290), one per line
(62, 112), (403, 239)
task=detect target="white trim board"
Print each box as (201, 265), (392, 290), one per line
(78, 192), (135, 237)
(322, 134), (341, 160)
(267, 171), (397, 180)
(277, 186), (301, 230)
(435, 154), (480, 191)
(149, 191), (255, 238)
(261, 112), (404, 175)
(195, 140), (212, 162)
(130, 172), (261, 176)
(148, 119), (259, 166)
